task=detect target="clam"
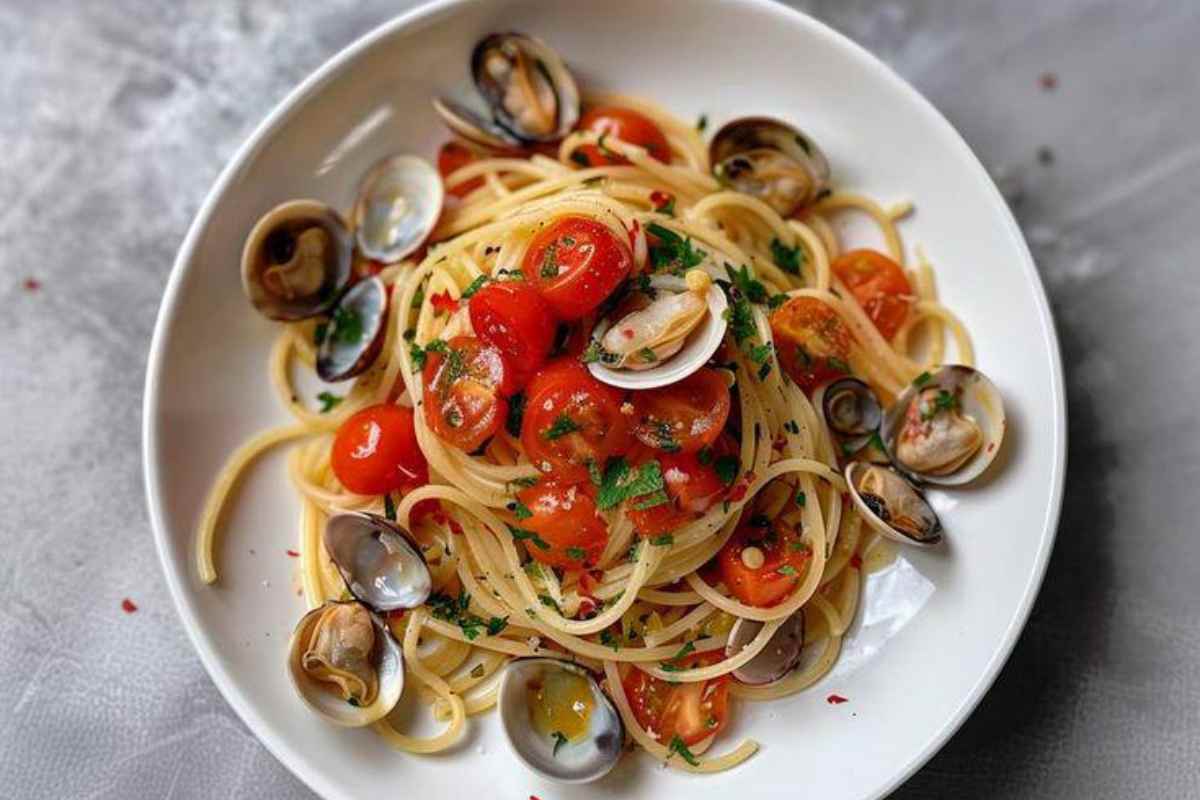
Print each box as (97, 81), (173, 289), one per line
(725, 610), (805, 685)
(498, 658), (624, 784)
(709, 117), (831, 217)
(352, 155), (443, 264)
(241, 200), (353, 321)
(434, 33), (580, 147)
(844, 462), (942, 547)
(316, 276), (389, 382)
(323, 512), (432, 612)
(286, 600), (404, 726)
(880, 365), (1006, 486)
(823, 378), (882, 436)
(586, 270), (728, 390)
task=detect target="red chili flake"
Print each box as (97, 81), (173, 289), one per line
(1039, 72), (1058, 90)
(447, 517), (464, 536)
(286, 549), (300, 557)
(622, 328), (635, 339)
(430, 291), (457, 316)
(23, 277), (41, 291)
(388, 609), (406, 621)
(121, 598), (138, 614)
(578, 597), (597, 617)
(627, 219), (641, 250)
(727, 471), (755, 503)
(850, 555), (863, 570)
(987, 442), (996, 453)
(826, 694), (849, 705)
(650, 190), (674, 213)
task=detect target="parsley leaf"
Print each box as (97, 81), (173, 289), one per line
(713, 455), (739, 487)
(428, 591), (488, 641)
(777, 565), (798, 576)
(667, 735), (700, 766)
(768, 292), (790, 309)
(827, 356), (851, 375)
(461, 274), (490, 298)
(672, 641), (696, 660)
(506, 476), (539, 490)
(650, 533), (674, 546)
(486, 616), (509, 636)
(646, 222), (706, 274)
(507, 499), (533, 520)
(913, 371), (933, 387)
(316, 391), (342, 413)
(565, 546), (587, 561)
(696, 114), (708, 132)
(505, 392), (526, 438)
(313, 322), (328, 346)
(551, 731), (569, 757)
(600, 629), (621, 651)
(384, 493), (397, 521)
(795, 491), (807, 507)
(723, 294), (757, 344)
(770, 238), (805, 275)
(596, 458), (665, 510)
(631, 489), (670, 511)
(543, 413), (582, 440)
(724, 262), (768, 304)
(508, 524), (551, 550)
(331, 305), (363, 345)
(409, 341), (427, 371)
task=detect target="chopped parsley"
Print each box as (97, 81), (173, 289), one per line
(631, 488), (670, 511)
(672, 641), (696, 660)
(316, 391), (342, 413)
(486, 616), (509, 636)
(551, 731), (569, 757)
(724, 262), (769, 304)
(596, 458), (665, 511)
(410, 286), (425, 310)
(655, 195), (676, 216)
(330, 305), (363, 345)
(827, 356), (851, 375)
(637, 347), (660, 363)
(460, 274), (490, 298)
(508, 524), (550, 550)
(470, 663), (486, 679)
(696, 114), (708, 132)
(913, 371), (933, 388)
(697, 447), (714, 466)
(768, 292), (790, 309)
(581, 339), (620, 366)
(540, 243), (560, 278)
(599, 629), (621, 651)
(650, 533), (674, 546)
(667, 735), (700, 766)
(507, 499), (533, 520)
(409, 341), (427, 370)
(923, 389), (960, 420)
(748, 342), (773, 365)
(565, 546), (587, 561)
(313, 321), (328, 346)
(538, 594), (562, 611)
(384, 493), (397, 521)
(777, 565), (798, 576)
(713, 455), (740, 487)
(427, 591), (505, 641)
(770, 238), (805, 275)
(570, 151), (590, 167)
(587, 459), (604, 487)
(543, 413), (582, 440)
(645, 222), (706, 274)
(795, 491), (807, 507)
(784, 419), (800, 434)
(723, 294), (757, 344)
(506, 476), (539, 490)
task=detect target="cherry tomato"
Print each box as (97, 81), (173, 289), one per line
(716, 517), (812, 607)
(331, 404), (428, 495)
(422, 335), (516, 452)
(627, 435), (738, 535)
(520, 358), (633, 481)
(831, 249), (913, 340)
(468, 281), (558, 387)
(631, 368), (731, 455)
(623, 651), (731, 746)
(436, 140), (485, 198)
(521, 215), (632, 320)
(516, 481), (608, 570)
(769, 296), (854, 394)
(575, 106), (671, 167)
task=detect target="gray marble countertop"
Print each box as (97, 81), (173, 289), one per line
(3, 1), (1198, 797)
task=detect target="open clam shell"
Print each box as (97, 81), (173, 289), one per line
(323, 512), (432, 612)
(845, 462), (942, 547)
(709, 117), (831, 217)
(315, 276), (389, 383)
(880, 365), (1006, 486)
(352, 155), (443, 264)
(471, 33), (580, 144)
(725, 610), (806, 685)
(241, 200), (353, 321)
(286, 600), (404, 727)
(587, 272), (728, 390)
(497, 658), (623, 784)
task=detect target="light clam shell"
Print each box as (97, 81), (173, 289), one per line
(315, 277), (389, 383)
(241, 199), (353, 321)
(352, 155), (443, 264)
(286, 601), (404, 727)
(497, 658), (624, 784)
(880, 365), (1006, 486)
(587, 278), (728, 390)
(471, 33), (580, 144)
(725, 610), (806, 685)
(844, 462), (943, 547)
(323, 512), (432, 612)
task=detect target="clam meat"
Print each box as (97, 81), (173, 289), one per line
(845, 462), (942, 546)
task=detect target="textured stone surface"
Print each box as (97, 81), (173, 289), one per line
(2, 1), (1198, 797)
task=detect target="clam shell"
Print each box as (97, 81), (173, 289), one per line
(725, 610), (806, 685)
(352, 155), (443, 264)
(315, 277), (389, 383)
(323, 512), (432, 612)
(844, 462), (942, 547)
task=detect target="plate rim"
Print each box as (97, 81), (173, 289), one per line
(141, 1), (1067, 798)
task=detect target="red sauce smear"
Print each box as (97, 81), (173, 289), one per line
(850, 555), (863, 570)
(121, 598), (138, 614)
(826, 694), (849, 705)
(286, 550), (300, 557)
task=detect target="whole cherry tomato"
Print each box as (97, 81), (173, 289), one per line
(331, 404), (428, 495)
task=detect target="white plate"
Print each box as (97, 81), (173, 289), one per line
(142, 1), (1066, 798)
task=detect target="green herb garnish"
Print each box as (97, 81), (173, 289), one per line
(506, 391), (526, 438)
(384, 493), (397, 521)
(646, 222), (706, 274)
(565, 546), (587, 561)
(508, 524), (551, 550)
(461, 275), (490, 298)
(650, 534), (674, 546)
(331, 305), (363, 345)
(596, 458), (665, 511)
(770, 238), (805, 275)
(551, 731), (569, 757)
(543, 413), (582, 440)
(667, 735), (700, 766)
(507, 499), (533, 520)
(317, 391), (342, 413)
(913, 371), (933, 387)
(713, 455), (739, 487)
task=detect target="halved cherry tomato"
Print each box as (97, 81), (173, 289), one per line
(521, 215), (632, 320)
(468, 281), (558, 387)
(436, 140), (485, 198)
(631, 368), (731, 455)
(769, 296), (854, 394)
(331, 404), (428, 495)
(575, 106), (671, 167)
(627, 435), (738, 535)
(716, 518), (812, 607)
(831, 249), (913, 340)
(623, 651), (730, 746)
(521, 358), (633, 481)
(422, 335), (516, 452)
(516, 481), (607, 570)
